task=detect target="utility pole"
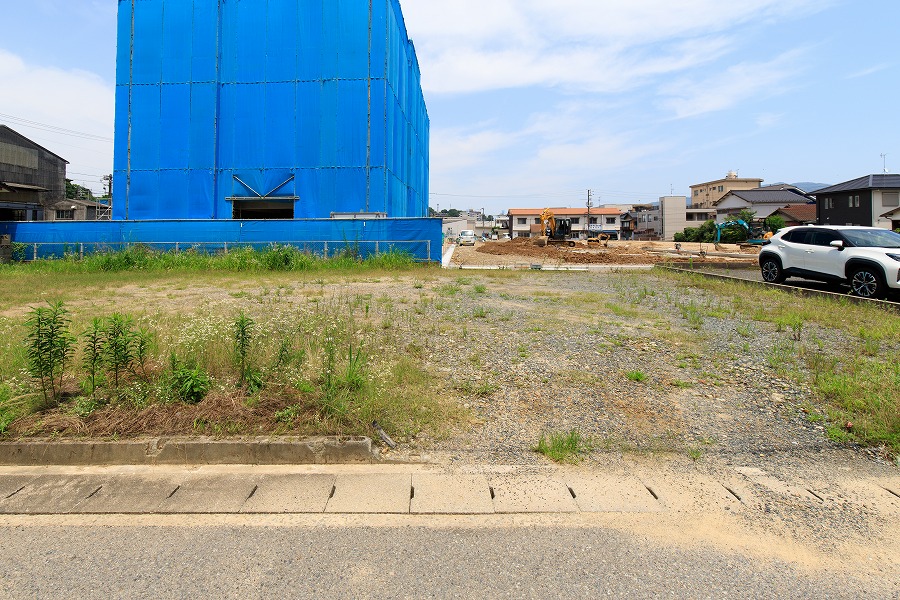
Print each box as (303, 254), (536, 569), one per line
(586, 189), (593, 240)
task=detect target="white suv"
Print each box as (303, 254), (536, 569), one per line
(758, 226), (900, 299)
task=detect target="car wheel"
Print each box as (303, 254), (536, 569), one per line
(849, 266), (887, 299)
(760, 256), (786, 284)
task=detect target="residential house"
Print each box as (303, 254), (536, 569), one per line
(47, 198), (112, 222)
(813, 175), (900, 230)
(769, 204), (817, 227)
(690, 171), (763, 209)
(622, 197), (716, 241)
(715, 187), (813, 223)
(474, 215), (509, 239)
(508, 207), (623, 239)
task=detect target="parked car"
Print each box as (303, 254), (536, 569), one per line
(758, 226), (900, 299)
(457, 230), (477, 246)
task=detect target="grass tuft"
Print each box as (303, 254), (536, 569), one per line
(534, 430), (592, 463)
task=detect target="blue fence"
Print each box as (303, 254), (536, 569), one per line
(0, 218), (441, 262)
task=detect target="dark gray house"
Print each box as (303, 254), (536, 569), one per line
(813, 175), (900, 230)
(0, 125), (68, 221)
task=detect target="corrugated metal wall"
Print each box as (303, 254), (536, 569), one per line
(113, 0), (429, 221)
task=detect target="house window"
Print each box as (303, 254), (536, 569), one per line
(571, 218), (580, 224)
(56, 209), (75, 220)
(849, 195), (860, 208)
(824, 198), (834, 209)
(693, 190), (699, 196)
(606, 217), (616, 225)
(883, 192), (899, 207)
(517, 218), (527, 225)
(534, 218), (541, 224)
(718, 185), (724, 192)
(589, 217), (597, 224)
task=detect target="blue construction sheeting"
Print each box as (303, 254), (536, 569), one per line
(0, 218), (442, 262)
(114, 0), (429, 222)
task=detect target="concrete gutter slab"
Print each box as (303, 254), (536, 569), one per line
(325, 474), (411, 514)
(566, 474), (661, 513)
(0, 474), (110, 514)
(489, 475), (578, 513)
(155, 475), (256, 514)
(411, 474), (494, 514)
(241, 474), (335, 514)
(0, 474), (36, 499)
(74, 475), (180, 514)
(636, 471), (742, 513)
(735, 467), (818, 502)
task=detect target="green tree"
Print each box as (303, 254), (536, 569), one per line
(735, 209), (757, 225)
(65, 179), (95, 201)
(765, 215), (786, 233)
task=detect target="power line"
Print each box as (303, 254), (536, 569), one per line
(0, 112), (113, 142)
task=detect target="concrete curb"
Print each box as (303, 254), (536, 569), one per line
(0, 436), (380, 466)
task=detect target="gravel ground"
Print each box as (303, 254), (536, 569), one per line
(379, 269), (897, 472)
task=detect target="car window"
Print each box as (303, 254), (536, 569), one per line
(840, 229), (900, 248)
(784, 229), (812, 244)
(808, 231), (841, 247)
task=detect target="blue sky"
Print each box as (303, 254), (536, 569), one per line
(1, 0), (897, 215)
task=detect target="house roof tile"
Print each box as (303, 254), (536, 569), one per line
(812, 174), (900, 195)
(774, 204), (817, 223)
(716, 189), (812, 205)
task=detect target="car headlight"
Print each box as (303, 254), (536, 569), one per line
(887, 253), (900, 263)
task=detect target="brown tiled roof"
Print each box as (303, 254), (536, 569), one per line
(774, 204), (817, 223)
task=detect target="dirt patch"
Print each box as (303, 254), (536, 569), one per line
(7, 386), (308, 438)
(454, 238), (756, 267)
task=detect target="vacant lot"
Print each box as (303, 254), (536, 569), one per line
(450, 239), (759, 268)
(0, 261), (897, 465)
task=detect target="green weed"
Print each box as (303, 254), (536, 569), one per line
(534, 430), (593, 463)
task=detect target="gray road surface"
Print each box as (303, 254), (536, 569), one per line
(0, 521), (895, 599)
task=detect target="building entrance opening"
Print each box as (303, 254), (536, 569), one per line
(231, 200), (295, 220)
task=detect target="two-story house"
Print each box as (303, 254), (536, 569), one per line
(508, 207), (623, 239)
(813, 175), (900, 230)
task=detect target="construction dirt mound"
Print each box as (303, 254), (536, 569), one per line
(475, 238), (723, 265)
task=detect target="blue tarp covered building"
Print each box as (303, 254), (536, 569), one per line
(113, 0), (429, 221)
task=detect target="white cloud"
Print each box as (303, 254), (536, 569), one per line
(401, 0), (830, 95)
(658, 49), (806, 119)
(847, 64), (892, 79)
(430, 125), (522, 172)
(0, 49), (114, 190)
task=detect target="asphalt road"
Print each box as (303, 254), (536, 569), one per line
(1, 520), (894, 599)
(693, 265), (900, 303)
